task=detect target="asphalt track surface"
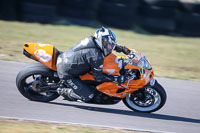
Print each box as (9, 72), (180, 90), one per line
(0, 60), (200, 133)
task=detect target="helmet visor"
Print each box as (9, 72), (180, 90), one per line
(107, 42), (116, 50)
(103, 40), (116, 56)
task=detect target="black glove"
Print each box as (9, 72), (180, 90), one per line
(114, 45), (131, 55)
(114, 75), (127, 84)
(122, 46), (131, 55)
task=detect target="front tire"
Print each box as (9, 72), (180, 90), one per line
(16, 63), (60, 102)
(123, 81), (167, 113)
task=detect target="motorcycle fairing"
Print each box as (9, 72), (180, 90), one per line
(80, 53), (154, 98)
(23, 43), (59, 71)
(95, 53), (154, 98)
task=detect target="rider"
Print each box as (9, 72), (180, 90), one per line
(56, 27), (131, 102)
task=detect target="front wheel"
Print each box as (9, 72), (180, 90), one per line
(123, 81), (167, 113)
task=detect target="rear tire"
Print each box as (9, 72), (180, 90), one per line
(123, 81), (167, 113)
(16, 63), (60, 102)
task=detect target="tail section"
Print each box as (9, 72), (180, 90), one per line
(23, 43), (59, 71)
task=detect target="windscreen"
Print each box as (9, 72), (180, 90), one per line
(127, 49), (152, 70)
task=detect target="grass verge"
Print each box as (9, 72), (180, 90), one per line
(0, 20), (200, 81)
(0, 118), (150, 133)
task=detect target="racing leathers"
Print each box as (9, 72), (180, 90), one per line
(56, 36), (130, 102)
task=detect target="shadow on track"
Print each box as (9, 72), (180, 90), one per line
(48, 101), (200, 124)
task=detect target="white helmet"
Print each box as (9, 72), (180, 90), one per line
(94, 27), (117, 56)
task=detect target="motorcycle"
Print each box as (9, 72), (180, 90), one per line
(16, 43), (167, 113)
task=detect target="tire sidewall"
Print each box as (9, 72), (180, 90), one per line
(16, 63), (59, 102)
(123, 81), (167, 113)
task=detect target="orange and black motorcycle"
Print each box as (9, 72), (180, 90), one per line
(16, 43), (167, 113)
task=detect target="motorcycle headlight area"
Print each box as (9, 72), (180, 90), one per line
(138, 59), (151, 70)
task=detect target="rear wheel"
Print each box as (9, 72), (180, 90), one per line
(123, 81), (167, 113)
(16, 63), (60, 102)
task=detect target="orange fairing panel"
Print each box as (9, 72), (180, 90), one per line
(96, 53), (155, 98)
(96, 82), (139, 98)
(24, 43), (58, 71)
(103, 54), (121, 75)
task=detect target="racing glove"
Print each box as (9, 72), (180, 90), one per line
(114, 45), (131, 55)
(122, 46), (131, 55)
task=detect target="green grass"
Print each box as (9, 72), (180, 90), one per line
(0, 20), (200, 81)
(0, 119), (147, 133)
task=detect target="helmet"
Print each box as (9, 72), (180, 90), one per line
(94, 27), (117, 56)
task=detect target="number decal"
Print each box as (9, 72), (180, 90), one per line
(34, 49), (52, 62)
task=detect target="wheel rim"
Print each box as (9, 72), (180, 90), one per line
(126, 88), (161, 112)
(23, 74), (56, 99)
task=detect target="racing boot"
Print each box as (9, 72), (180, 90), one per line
(67, 89), (94, 102)
(57, 87), (94, 102)
(67, 89), (82, 101)
(57, 88), (80, 101)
